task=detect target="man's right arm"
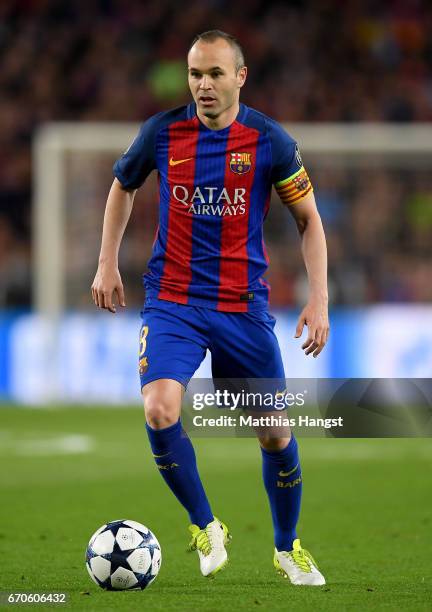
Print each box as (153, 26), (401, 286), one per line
(91, 178), (137, 313)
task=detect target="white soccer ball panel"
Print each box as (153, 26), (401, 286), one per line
(123, 519), (149, 535)
(91, 530), (115, 555)
(89, 556), (111, 582)
(110, 567), (138, 590)
(126, 548), (151, 575)
(89, 524), (107, 544)
(151, 547), (162, 576)
(86, 562), (100, 586)
(116, 527), (143, 551)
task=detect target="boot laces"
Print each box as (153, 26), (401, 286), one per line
(282, 547), (317, 573)
(189, 526), (213, 556)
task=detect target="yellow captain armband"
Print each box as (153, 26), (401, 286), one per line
(275, 166), (313, 205)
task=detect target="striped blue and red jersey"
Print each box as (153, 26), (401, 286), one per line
(113, 103), (313, 312)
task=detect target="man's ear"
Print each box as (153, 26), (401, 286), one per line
(237, 66), (247, 88)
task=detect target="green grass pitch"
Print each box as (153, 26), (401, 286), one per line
(1, 407), (431, 611)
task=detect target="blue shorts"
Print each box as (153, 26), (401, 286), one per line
(139, 297), (285, 389)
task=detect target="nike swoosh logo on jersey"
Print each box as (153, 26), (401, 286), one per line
(169, 157), (193, 166)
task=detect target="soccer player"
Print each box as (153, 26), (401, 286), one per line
(92, 30), (329, 586)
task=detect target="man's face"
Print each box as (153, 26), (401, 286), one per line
(188, 39), (247, 120)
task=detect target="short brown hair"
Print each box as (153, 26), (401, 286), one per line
(189, 30), (245, 72)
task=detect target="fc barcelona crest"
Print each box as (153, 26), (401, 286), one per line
(230, 152), (252, 175)
(293, 172), (310, 192)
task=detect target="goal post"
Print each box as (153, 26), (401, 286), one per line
(33, 123), (138, 318)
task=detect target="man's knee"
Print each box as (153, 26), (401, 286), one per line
(259, 435), (291, 452)
(142, 379), (182, 429)
(256, 420), (292, 451)
(144, 398), (178, 429)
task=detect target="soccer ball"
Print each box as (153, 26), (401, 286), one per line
(86, 519), (161, 590)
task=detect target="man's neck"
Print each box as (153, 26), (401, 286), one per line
(196, 101), (240, 131)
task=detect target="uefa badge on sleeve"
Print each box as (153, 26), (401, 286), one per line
(295, 144), (303, 167)
(229, 152), (252, 175)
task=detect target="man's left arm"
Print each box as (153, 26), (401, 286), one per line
(287, 190), (329, 357)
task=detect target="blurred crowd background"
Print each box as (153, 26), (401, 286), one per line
(1, 0), (432, 309)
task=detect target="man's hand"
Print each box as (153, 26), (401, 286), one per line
(295, 301), (329, 358)
(91, 264), (126, 313)
(91, 179), (135, 313)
